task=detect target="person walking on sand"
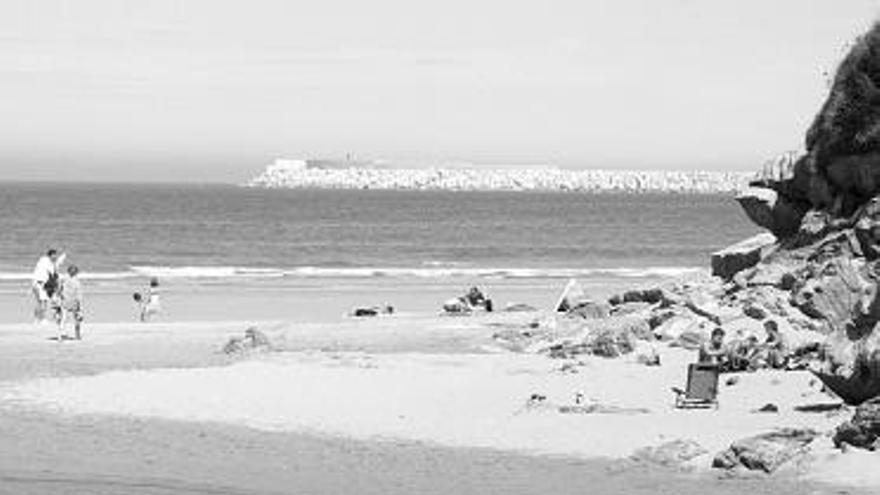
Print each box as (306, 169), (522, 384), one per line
(134, 277), (161, 322)
(31, 248), (65, 325)
(58, 265), (84, 340)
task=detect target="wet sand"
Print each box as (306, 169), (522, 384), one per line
(0, 408), (842, 495)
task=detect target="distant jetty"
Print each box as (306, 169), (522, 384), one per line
(246, 159), (752, 194)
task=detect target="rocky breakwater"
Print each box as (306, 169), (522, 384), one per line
(248, 159), (750, 193)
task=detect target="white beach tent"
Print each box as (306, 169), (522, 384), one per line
(554, 278), (588, 312)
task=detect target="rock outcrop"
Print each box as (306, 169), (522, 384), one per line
(712, 428), (818, 473)
(710, 233), (777, 279)
(222, 327), (273, 355)
(833, 397), (880, 450)
(490, 21), (880, 408)
(720, 21), (880, 406)
(742, 23), (880, 230)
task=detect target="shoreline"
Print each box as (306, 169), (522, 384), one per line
(0, 275), (670, 324)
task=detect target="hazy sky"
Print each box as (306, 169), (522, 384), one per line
(1, 0), (878, 182)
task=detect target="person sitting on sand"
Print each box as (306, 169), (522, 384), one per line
(134, 277), (161, 322)
(465, 286), (493, 312)
(759, 320), (788, 369)
(698, 327), (728, 367)
(58, 265), (84, 340)
(727, 335), (760, 372)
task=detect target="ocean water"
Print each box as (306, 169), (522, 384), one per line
(0, 183), (759, 281)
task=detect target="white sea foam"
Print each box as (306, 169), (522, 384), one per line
(0, 271), (134, 282)
(130, 266), (285, 279)
(0, 265), (705, 283)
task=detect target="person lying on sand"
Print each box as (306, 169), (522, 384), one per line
(350, 305), (394, 317)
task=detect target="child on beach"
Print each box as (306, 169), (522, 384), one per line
(58, 265), (84, 340)
(134, 277), (161, 322)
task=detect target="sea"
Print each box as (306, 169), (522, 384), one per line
(0, 183), (760, 322)
(0, 183), (758, 280)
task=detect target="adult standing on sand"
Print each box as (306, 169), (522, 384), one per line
(31, 248), (64, 324)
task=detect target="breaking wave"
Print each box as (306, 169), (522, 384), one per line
(0, 265), (705, 282)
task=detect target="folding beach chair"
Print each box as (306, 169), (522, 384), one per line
(672, 363), (720, 409)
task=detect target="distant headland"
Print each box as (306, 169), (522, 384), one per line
(246, 158), (752, 194)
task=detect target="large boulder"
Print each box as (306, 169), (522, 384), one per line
(565, 300), (611, 320)
(814, 321), (880, 405)
(790, 257), (869, 333)
(833, 397), (880, 449)
(736, 187), (805, 238)
(608, 287), (666, 306)
(712, 428), (818, 473)
(711, 233), (777, 279)
(222, 327), (273, 355)
(544, 315), (650, 359)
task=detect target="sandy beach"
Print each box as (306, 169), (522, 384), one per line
(8, 0), (880, 492)
(0, 282), (876, 495)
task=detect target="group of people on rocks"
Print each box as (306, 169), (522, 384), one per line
(30, 248), (161, 339)
(698, 320), (788, 372)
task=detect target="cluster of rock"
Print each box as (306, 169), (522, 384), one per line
(833, 397), (880, 450)
(247, 159), (750, 194)
(498, 20), (880, 474)
(706, 21), (880, 467)
(492, 274), (821, 365)
(729, 21), (880, 411)
(222, 327), (273, 355)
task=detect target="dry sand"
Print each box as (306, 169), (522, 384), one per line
(0, 307), (876, 494)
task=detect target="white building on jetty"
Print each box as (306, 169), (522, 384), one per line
(247, 159), (751, 194)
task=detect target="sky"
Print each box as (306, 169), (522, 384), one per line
(1, 0), (879, 183)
